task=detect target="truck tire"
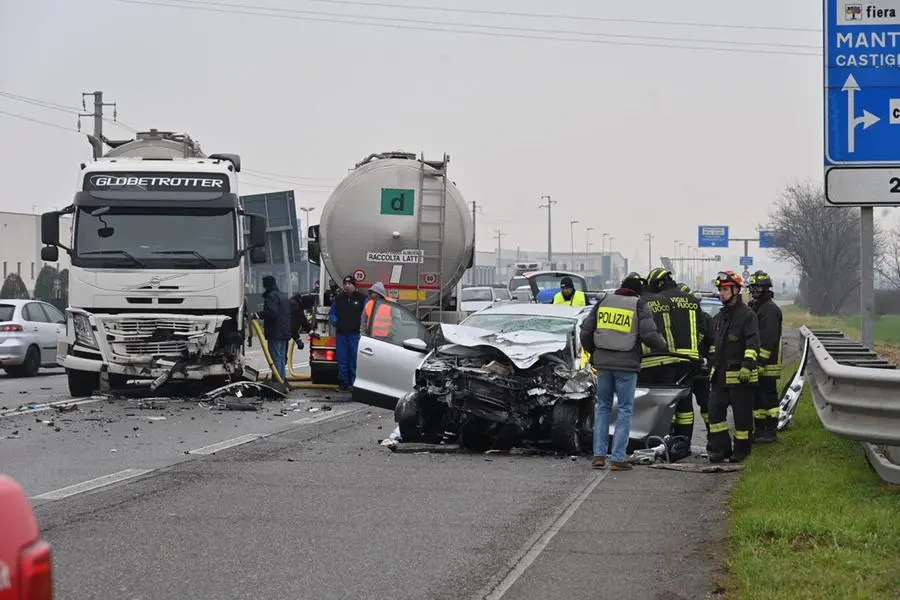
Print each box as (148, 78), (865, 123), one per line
(67, 369), (99, 397)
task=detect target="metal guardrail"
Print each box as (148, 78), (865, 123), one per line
(800, 327), (900, 485)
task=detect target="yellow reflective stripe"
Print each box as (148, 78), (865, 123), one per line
(767, 407), (781, 418)
(725, 369), (759, 384)
(674, 412), (694, 424)
(744, 348), (758, 360)
(663, 313), (676, 350)
(734, 430), (750, 440)
(760, 348), (772, 360)
(753, 409), (768, 419)
(700, 412), (709, 424)
(709, 345), (716, 354)
(596, 306), (636, 333)
(689, 309), (698, 355)
(709, 422), (729, 433)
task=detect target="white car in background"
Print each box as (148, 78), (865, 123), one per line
(459, 286), (511, 313)
(0, 299), (66, 377)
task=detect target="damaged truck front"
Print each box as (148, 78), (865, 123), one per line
(39, 130), (269, 396)
(395, 326), (596, 454)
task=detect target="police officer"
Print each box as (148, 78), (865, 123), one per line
(638, 271), (678, 385)
(708, 270), (760, 463)
(748, 270), (783, 443)
(647, 267), (707, 439)
(553, 276), (587, 306)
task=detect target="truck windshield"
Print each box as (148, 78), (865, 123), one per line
(73, 206), (238, 268)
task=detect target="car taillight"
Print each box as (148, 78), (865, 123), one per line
(19, 540), (53, 600)
(0, 323), (23, 332)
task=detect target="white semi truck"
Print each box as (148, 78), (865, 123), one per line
(39, 129), (269, 396)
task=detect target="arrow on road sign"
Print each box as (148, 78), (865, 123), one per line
(843, 74), (881, 153)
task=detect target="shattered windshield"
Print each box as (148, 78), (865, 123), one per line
(460, 313), (576, 335)
(462, 288), (493, 302)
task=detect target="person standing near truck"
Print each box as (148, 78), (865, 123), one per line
(330, 276), (367, 392)
(259, 275), (292, 383)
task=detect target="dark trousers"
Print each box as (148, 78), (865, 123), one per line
(754, 376), (780, 432)
(336, 333), (360, 386)
(679, 375), (710, 438)
(708, 384), (755, 458)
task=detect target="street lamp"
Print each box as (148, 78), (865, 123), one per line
(539, 195), (557, 265)
(608, 236), (616, 280)
(569, 220), (579, 270)
(585, 226), (594, 273)
(298, 206), (317, 290)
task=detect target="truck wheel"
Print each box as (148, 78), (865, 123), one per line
(551, 401), (586, 455)
(67, 369), (99, 397)
(310, 364), (338, 385)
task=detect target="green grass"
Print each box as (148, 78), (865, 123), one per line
(781, 303), (900, 346)
(722, 361), (900, 599)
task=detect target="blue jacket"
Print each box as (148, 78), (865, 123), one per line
(261, 287), (292, 341)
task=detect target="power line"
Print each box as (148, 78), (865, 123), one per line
(242, 167), (341, 182)
(0, 90), (138, 132)
(296, 0), (820, 34)
(110, 0), (821, 57)
(0, 108), (76, 132)
(128, 0), (819, 51)
(241, 171), (336, 190)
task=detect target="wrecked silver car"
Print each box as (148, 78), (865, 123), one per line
(386, 304), (697, 455)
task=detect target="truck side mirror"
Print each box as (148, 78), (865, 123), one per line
(248, 214), (266, 248)
(41, 211), (60, 246)
(307, 240), (320, 266)
(308, 224), (319, 241)
(250, 247), (267, 264)
(41, 246), (59, 262)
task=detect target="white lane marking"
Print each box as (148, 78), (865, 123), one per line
(31, 469), (151, 501)
(292, 407), (358, 425)
(0, 397), (103, 419)
(477, 470), (610, 600)
(188, 433), (264, 455)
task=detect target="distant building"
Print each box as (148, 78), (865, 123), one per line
(0, 211), (72, 291)
(464, 247), (627, 286)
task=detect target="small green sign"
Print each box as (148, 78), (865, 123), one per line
(380, 188), (415, 216)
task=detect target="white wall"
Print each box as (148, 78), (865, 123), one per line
(0, 211), (72, 291)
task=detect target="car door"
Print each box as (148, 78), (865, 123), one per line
(20, 303), (55, 365)
(353, 299), (432, 410)
(36, 303), (66, 364)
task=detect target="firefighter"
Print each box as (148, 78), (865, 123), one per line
(708, 270), (760, 463)
(748, 270), (783, 443)
(646, 267), (706, 439)
(553, 276), (587, 306)
(638, 270), (678, 385)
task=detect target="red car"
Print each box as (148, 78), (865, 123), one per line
(0, 475), (53, 599)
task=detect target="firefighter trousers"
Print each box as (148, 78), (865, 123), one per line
(753, 376), (780, 434)
(707, 384), (755, 460)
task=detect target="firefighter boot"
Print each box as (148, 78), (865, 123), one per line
(729, 438), (752, 463)
(707, 433), (732, 463)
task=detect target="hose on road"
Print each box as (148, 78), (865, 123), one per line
(250, 319), (337, 390)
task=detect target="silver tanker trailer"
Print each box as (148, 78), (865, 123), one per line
(305, 151), (475, 384)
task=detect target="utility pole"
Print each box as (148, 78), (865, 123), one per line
(644, 233), (654, 271)
(539, 195), (557, 266)
(78, 91), (118, 159)
(585, 226), (594, 273)
(569, 220), (578, 270)
(494, 229), (504, 283)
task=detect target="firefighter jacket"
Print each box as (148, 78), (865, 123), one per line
(639, 290), (678, 368)
(579, 289), (667, 373)
(710, 296), (761, 387)
(658, 282), (705, 361)
(553, 290), (587, 306)
(749, 294), (783, 379)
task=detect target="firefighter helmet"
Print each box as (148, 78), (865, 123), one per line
(748, 270), (773, 289)
(714, 270), (743, 289)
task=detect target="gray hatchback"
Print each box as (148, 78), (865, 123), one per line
(0, 299), (66, 377)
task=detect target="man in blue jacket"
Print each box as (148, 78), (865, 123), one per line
(329, 276), (367, 391)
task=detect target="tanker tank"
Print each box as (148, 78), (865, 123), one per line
(318, 151), (474, 309)
(103, 129), (206, 158)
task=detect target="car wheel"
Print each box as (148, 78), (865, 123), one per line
(395, 392), (423, 443)
(551, 401), (585, 455)
(21, 346), (41, 377)
(458, 417), (494, 452)
(67, 368), (99, 397)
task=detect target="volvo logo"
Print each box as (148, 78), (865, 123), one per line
(149, 276), (161, 287)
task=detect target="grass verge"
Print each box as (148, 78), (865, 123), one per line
(781, 303), (900, 365)
(722, 360), (900, 599)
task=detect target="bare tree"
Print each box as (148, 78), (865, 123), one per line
(768, 181), (874, 315)
(877, 218), (900, 289)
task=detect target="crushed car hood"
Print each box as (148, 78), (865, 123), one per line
(438, 324), (569, 370)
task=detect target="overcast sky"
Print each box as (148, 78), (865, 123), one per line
(0, 0), (829, 281)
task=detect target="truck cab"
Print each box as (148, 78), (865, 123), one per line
(40, 151), (268, 396)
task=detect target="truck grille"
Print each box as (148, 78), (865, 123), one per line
(121, 341), (190, 355)
(106, 319), (201, 335)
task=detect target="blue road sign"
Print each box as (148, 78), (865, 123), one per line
(740, 256), (754, 267)
(825, 1), (900, 165)
(758, 230), (778, 248)
(698, 225), (729, 248)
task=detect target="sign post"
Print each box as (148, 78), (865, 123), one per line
(823, 0), (900, 347)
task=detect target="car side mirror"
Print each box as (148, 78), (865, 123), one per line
(402, 338), (428, 353)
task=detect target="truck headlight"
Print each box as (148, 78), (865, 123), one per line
(73, 314), (98, 349)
